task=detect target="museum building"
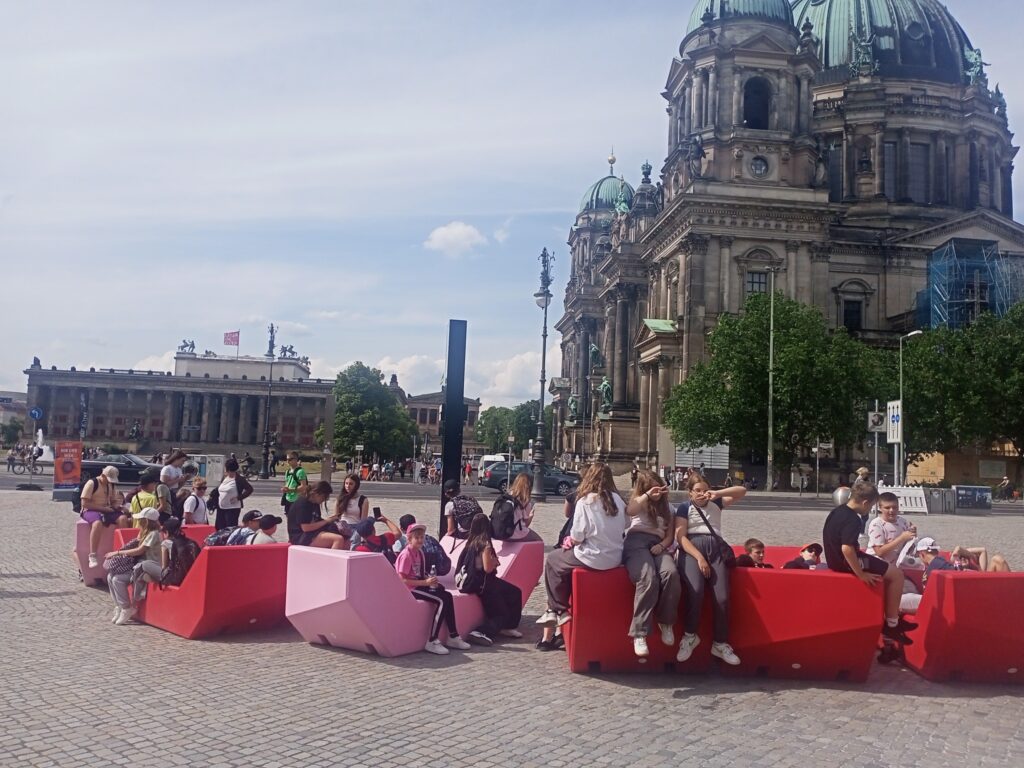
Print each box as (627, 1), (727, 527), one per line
(553, 0), (1024, 476)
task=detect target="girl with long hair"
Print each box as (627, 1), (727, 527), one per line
(506, 472), (542, 542)
(623, 471), (681, 658)
(675, 473), (747, 666)
(459, 513), (524, 645)
(536, 463), (625, 650)
(335, 473), (369, 527)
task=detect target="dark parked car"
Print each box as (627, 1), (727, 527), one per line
(69, 454), (162, 511)
(480, 461), (580, 497)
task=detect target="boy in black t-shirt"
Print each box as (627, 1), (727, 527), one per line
(822, 482), (915, 644)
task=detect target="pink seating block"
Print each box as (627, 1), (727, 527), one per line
(73, 519), (124, 586)
(439, 536), (544, 607)
(286, 538), (544, 657)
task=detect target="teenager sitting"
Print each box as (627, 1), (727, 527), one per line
(783, 543), (824, 570)
(504, 473), (543, 542)
(352, 515), (402, 558)
(81, 466), (128, 568)
(457, 513), (524, 646)
(285, 481), (348, 549)
(735, 538), (773, 569)
(249, 515), (283, 545)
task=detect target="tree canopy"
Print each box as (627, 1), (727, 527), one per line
(476, 400), (552, 453)
(328, 362), (417, 460)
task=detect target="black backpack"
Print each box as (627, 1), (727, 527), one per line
(422, 534), (452, 576)
(450, 495), (483, 538)
(489, 494), (518, 540)
(160, 536), (201, 587)
(454, 543), (488, 594)
(207, 487), (220, 512)
(360, 535), (398, 566)
(204, 527), (236, 547)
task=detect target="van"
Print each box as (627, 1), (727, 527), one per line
(477, 454), (509, 477)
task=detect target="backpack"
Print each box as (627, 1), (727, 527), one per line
(454, 543), (487, 594)
(227, 527), (258, 546)
(204, 527), (236, 547)
(359, 535), (398, 565)
(450, 495), (483, 538)
(489, 494), (518, 540)
(160, 537), (201, 587)
(421, 534), (452, 576)
(207, 487), (220, 512)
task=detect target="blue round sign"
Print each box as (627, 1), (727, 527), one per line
(29, 407), (43, 421)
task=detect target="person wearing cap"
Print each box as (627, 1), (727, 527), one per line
(915, 538), (956, 588)
(81, 466), (129, 568)
(351, 515), (402, 555)
(248, 515), (283, 545)
(783, 543), (824, 570)
(395, 522), (471, 655)
(822, 482), (915, 644)
(443, 479), (483, 539)
(392, 514), (418, 553)
(227, 510), (264, 545)
(995, 475), (1013, 501)
(129, 469), (161, 528)
(104, 507), (163, 625)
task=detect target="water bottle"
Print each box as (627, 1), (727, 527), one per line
(429, 564), (437, 578)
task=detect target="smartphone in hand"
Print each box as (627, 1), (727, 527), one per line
(372, 506), (382, 520)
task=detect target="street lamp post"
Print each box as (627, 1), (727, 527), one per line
(766, 267), (778, 492)
(898, 330), (923, 486)
(259, 324), (277, 480)
(507, 431), (515, 488)
(531, 248), (554, 503)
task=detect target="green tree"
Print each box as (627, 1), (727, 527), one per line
(476, 401), (555, 454)
(1, 417), (24, 446)
(663, 292), (884, 482)
(330, 362), (417, 460)
(476, 406), (514, 452)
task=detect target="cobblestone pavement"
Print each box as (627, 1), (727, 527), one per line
(1, 490), (1022, 767)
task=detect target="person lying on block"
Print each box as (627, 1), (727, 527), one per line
(735, 538), (773, 569)
(782, 543), (823, 570)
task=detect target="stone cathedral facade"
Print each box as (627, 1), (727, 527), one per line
(553, 0), (1023, 475)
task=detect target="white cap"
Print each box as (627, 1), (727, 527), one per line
(132, 507), (160, 522)
(915, 536), (939, 553)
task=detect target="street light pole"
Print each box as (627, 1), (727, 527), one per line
(532, 248), (554, 503)
(766, 268), (777, 492)
(259, 325), (277, 480)
(507, 431), (515, 488)
(898, 330), (923, 486)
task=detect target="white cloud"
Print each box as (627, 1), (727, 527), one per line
(307, 310), (341, 320)
(132, 350), (176, 374)
(493, 217), (513, 244)
(423, 221), (488, 259)
(277, 320), (312, 337)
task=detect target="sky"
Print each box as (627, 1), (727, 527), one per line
(1, 0), (1021, 407)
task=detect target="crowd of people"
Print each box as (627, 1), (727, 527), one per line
(80, 449), (1013, 658)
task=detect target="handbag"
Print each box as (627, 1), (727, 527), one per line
(689, 503), (736, 568)
(103, 538), (141, 575)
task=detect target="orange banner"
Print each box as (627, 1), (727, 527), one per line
(54, 441), (82, 491)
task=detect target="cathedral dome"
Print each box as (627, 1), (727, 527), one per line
(686, 0), (794, 34)
(579, 175), (635, 215)
(791, 0), (975, 85)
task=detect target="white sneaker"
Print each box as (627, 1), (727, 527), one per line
(446, 636), (472, 651)
(556, 612), (572, 627)
(676, 633), (700, 662)
(633, 637), (650, 657)
(711, 641), (741, 666)
(499, 628), (523, 638)
(424, 640), (449, 655)
(659, 623), (675, 646)
(114, 608), (136, 626)
(88, 554), (99, 568)
(111, 607), (122, 624)
(535, 609), (558, 625)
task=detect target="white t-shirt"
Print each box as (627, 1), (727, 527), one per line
(338, 496), (365, 525)
(682, 500), (723, 536)
(218, 477), (241, 510)
(866, 515), (913, 564)
(571, 493), (626, 570)
(248, 530), (278, 545)
(509, 501), (534, 540)
(183, 495), (208, 524)
(160, 465), (183, 490)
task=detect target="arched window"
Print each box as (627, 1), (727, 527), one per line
(743, 78), (772, 130)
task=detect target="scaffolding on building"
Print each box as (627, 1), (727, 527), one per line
(926, 238), (1024, 329)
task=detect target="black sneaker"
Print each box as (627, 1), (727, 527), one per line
(881, 623), (914, 646)
(467, 630), (493, 647)
(551, 634), (565, 651)
(897, 616), (918, 632)
(535, 638), (557, 652)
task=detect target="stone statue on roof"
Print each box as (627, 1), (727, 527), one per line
(598, 376), (613, 412)
(965, 48), (989, 87)
(567, 394), (579, 422)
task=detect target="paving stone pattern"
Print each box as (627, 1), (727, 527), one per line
(1, 490), (1023, 767)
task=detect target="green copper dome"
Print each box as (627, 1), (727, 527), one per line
(579, 175), (635, 215)
(686, 0), (794, 34)
(791, 0), (974, 85)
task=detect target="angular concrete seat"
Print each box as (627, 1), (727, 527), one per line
(73, 519), (122, 587)
(438, 536), (544, 605)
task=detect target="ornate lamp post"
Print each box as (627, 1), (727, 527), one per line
(531, 248), (554, 503)
(898, 330), (923, 486)
(259, 324), (277, 480)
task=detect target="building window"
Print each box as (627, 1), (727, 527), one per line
(467, 411), (477, 427)
(843, 300), (864, 332)
(418, 410), (427, 425)
(743, 78), (772, 130)
(409, 408), (418, 422)
(883, 142), (897, 200)
(745, 271), (768, 296)
(428, 410), (437, 425)
(909, 143), (931, 203)
(828, 141), (843, 202)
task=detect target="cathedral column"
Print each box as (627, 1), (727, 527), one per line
(786, 241), (799, 299)
(810, 245), (831, 314)
(638, 364), (651, 457)
(293, 398), (303, 447)
(577, 322), (591, 418)
(719, 237), (733, 313)
(256, 396), (267, 443)
(874, 123), (886, 197)
(126, 390), (135, 441)
(162, 391), (174, 442)
(778, 72), (791, 133)
(667, 105), (677, 152)
(691, 70), (703, 131)
(707, 65), (718, 127)
(649, 364), (661, 457)
(106, 390), (116, 439)
(180, 394), (193, 443)
(613, 288), (629, 406)
(732, 69), (742, 127)
(238, 395), (250, 444)
(934, 132), (949, 206)
(844, 126), (857, 199)
(683, 78), (693, 136)
(602, 301), (615, 381)
(796, 74), (808, 133)
(276, 397), (286, 440)
(218, 395), (229, 443)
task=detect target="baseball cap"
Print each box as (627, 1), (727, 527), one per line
(132, 507), (160, 522)
(405, 522), (427, 535)
(101, 466), (120, 483)
(915, 537), (939, 553)
(354, 518), (376, 538)
(800, 542), (823, 556)
(242, 510), (264, 523)
(443, 479), (460, 494)
(258, 515), (282, 531)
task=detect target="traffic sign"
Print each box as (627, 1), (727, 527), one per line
(29, 406), (43, 421)
(886, 400), (902, 444)
(867, 411), (886, 433)
(355, 444), (365, 452)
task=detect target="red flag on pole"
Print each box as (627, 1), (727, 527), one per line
(223, 331), (240, 346)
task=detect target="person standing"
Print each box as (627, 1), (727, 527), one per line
(269, 449), (279, 478)
(216, 458), (252, 530)
(182, 477), (209, 525)
(281, 451), (308, 515)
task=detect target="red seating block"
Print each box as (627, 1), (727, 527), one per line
(903, 572), (1024, 684)
(114, 525), (214, 550)
(564, 566), (713, 674)
(133, 544), (290, 639)
(731, 544), (804, 569)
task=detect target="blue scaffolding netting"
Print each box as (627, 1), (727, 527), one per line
(924, 238), (1024, 329)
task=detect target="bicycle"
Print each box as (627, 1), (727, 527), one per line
(12, 460), (42, 476)
(240, 463), (260, 481)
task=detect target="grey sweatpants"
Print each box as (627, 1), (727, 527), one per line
(680, 534), (731, 643)
(623, 532), (680, 637)
(107, 560), (161, 609)
(544, 547), (585, 613)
